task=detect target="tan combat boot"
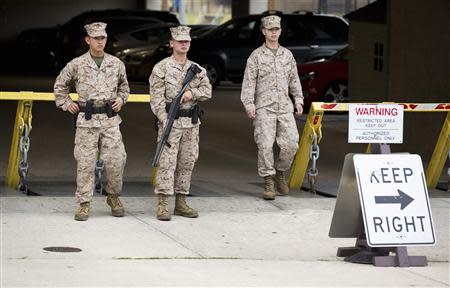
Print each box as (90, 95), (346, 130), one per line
(157, 194), (171, 221)
(106, 194), (125, 217)
(174, 194), (198, 218)
(263, 176), (276, 200)
(74, 202), (90, 221)
(274, 170), (289, 196)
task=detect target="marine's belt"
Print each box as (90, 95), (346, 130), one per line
(79, 100), (117, 120)
(79, 106), (109, 114)
(165, 103), (195, 118)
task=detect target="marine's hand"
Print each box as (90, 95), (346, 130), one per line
(246, 107), (256, 119)
(112, 97), (123, 112)
(295, 104), (303, 116)
(181, 90), (193, 103)
(67, 102), (80, 114)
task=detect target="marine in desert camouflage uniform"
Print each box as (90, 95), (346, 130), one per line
(240, 15), (304, 200)
(149, 26), (211, 221)
(54, 22), (129, 220)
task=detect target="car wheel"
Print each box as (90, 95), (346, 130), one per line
(201, 61), (221, 88)
(322, 81), (348, 103)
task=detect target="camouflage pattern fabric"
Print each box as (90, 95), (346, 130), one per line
(54, 52), (129, 128)
(154, 125), (199, 195)
(240, 44), (303, 113)
(74, 126), (127, 203)
(170, 26), (191, 41)
(253, 110), (299, 177)
(149, 56), (212, 195)
(241, 44), (303, 177)
(149, 56), (211, 128)
(261, 15), (281, 29)
(84, 22), (107, 37)
(54, 52), (129, 203)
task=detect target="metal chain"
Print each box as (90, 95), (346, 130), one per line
(308, 132), (320, 194)
(18, 123), (31, 194)
(95, 159), (104, 194)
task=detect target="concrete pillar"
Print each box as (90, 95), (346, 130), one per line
(250, 0), (268, 14)
(161, 0), (170, 11)
(146, 0), (162, 10)
(232, 0), (249, 17)
(179, 0), (186, 23)
(319, 0), (328, 13)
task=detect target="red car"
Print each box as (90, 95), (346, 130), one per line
(297, 47), (348, 110)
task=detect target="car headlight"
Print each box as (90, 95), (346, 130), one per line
(300, 71), (317, 81)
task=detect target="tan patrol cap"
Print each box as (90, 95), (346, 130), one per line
(261, 15), (281, 29)
(170, 26), (191, 41)
(84, 22), (107, 37)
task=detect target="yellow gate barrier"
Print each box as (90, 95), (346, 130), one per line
(288, 102), (450, 190)
(2, 93), (449, 191)
(1, 91), (149, 189)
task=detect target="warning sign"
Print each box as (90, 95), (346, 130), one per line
(353, 154), (435, 247)
(348, 104), (404, 143)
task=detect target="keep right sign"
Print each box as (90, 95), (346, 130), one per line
(353, 154), (436, 247)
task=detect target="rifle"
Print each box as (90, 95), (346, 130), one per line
(152, 63), (201, 167)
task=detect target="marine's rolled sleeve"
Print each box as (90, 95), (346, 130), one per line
(240, 55), (258, 112)
(54, 61), (76, 111)
(117, 62), (130, 105)
(149, 63), (168, 123)
(288, 54), (304, 105)
(189, 67), (212, 102)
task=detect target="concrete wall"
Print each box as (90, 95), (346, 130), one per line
(249, 0), (268, 14)
(387, 0), (449, 159)
(270, 0), (374, 14)
(348, 21), (388, 102)
(388, 0), (449, 103)
(348, 0), (449, 163)
(0, 0), (137, 42)
(272, 0), (319, 12)
(232, 0), (249, 17)
(146, 0), (162, 10)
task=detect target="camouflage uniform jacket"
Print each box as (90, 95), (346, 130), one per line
(54, 52), (129, 128)
(240, 44), (303, 113)
(149, 56), (212, 128)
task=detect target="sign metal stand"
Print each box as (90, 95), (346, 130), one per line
(330, 104), (433, 266)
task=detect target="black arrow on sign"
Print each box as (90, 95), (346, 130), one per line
(374, 189), (414, 210)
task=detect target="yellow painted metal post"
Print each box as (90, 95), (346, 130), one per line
(151, 167), (157, 187)
(426, 111), (450, 188)
(5, 98), (33, 188)
(289, 103), (324, 189)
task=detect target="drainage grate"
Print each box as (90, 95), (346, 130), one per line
(43, 247), (82, 253)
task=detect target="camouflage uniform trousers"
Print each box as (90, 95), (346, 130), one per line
(155, 125), (199, 195)
(253, 110), (299, 177)
(74, 126), (127, 203)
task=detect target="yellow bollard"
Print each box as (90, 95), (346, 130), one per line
(289, 103), (324, 189)
(426, 111), (450, 188)
(6, 96), (33, 189)
(151, 167), (158, 187)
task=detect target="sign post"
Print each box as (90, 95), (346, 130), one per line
(354, 154), (435, 266)
(348, 104), (404, 144)
(329, 103), (435, 266)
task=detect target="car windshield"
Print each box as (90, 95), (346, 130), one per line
(201, 18), (257, 40)
(106, 19), (162, 34)
(130, 26), (173, 42)
(302, 16), (348, 41)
